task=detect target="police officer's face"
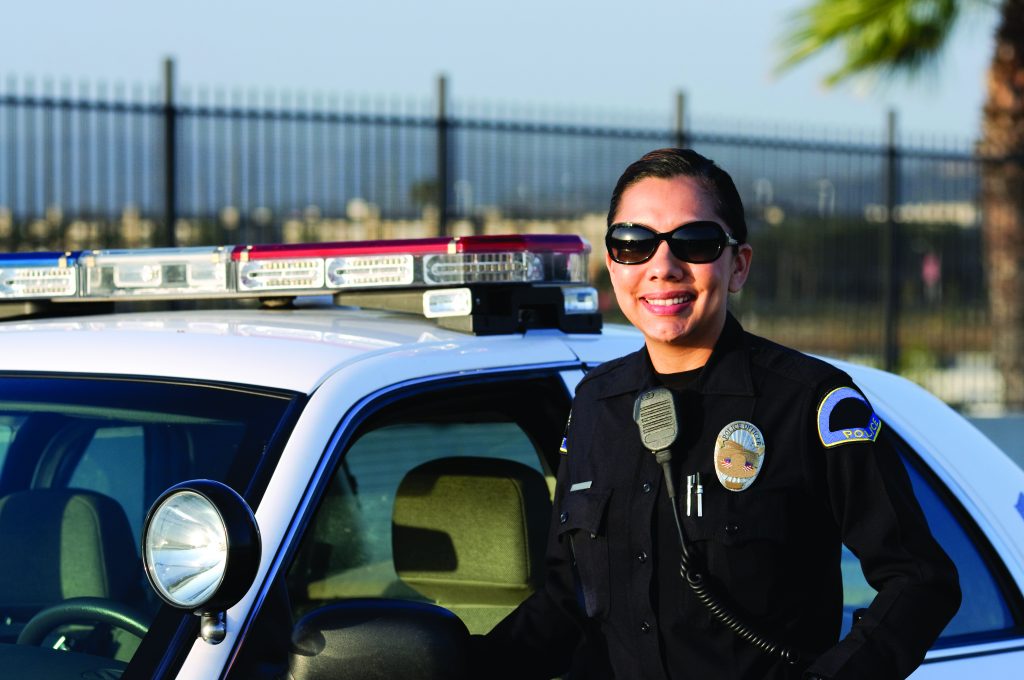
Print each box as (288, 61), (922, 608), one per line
(606, 176), (752, 370)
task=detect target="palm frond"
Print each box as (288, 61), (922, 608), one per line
(776, 0), (961, 86)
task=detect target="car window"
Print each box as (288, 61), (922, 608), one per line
(285, 375), (569, 630)
(841, 430), (1019, 643)
(68, 426), (146, 545)
(0, 422), (15, 472)
(0, 375), (301, 674)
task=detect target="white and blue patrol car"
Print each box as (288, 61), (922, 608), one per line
(0, 236), (1020, 679)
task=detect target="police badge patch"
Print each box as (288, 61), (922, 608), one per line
(817, 387), (882, 448)
(714, 421), (765, 492)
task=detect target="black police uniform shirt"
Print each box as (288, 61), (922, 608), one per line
(483, 313), (961, 680)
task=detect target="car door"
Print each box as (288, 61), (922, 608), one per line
(836, 427), (1024, 677)
(223, 362), (578, 677)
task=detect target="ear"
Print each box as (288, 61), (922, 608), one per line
(605, 250), (616, 276)
(728, 244), (753, 293)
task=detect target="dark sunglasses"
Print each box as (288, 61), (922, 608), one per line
(605, 221), (740, 265)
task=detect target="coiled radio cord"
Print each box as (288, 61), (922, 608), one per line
(656, 451), (800, 665)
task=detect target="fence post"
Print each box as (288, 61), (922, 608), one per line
(162, 57), (177, 248)
(882, 109), (900, 373)
(436, 74), (449, 237)
(674, 90), (687, 149)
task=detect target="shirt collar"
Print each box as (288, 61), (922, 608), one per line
(593, 312), (754, 399)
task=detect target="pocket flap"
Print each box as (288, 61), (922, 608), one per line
(557, 490), (611, 536)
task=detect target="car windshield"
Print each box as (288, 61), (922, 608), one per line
(0, 374), (300, 677)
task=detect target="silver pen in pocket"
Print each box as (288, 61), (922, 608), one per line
(696, 472), (703, 517)
(686, 474), (693, 517)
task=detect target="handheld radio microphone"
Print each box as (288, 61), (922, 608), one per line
(634, 387), (679, 498)
(633, 387), (678, 461)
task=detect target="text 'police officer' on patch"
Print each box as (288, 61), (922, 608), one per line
(817, 387), (882, 448)
(714, 421), (765, 492)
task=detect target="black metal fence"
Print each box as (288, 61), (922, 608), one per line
(0, 69), (995, 410)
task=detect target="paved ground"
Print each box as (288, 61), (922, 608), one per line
(967, 415), (1024, 469)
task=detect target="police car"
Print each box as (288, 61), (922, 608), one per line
(0, 235), (1021, 679)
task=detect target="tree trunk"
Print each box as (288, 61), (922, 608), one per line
(981, 0), (1024, 410)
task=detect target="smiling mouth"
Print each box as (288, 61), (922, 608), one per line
(642, 294), (695, 306)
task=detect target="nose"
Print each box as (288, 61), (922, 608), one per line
(646, 239), (686, 280)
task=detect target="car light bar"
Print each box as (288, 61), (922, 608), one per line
(0, 234), (590, 302)
(232, 234), (587, 293)
(81, 247), (231, 298)
(0, 252), (78, 299)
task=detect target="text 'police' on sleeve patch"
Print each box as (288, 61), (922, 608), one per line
(817, 387), (882, 448)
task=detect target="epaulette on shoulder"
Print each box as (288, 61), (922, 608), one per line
(577, 350), (640, 389)
(747, 333), (844, 390)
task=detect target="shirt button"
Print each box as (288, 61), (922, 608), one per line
(725, 522), (740, 535)
(560, 512), (569, 524)
(642, 482), (652, 493)
(637, 551), (648, 563)
(640, 621), (651, 633)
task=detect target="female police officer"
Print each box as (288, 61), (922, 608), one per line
(477, 148), (961, 680)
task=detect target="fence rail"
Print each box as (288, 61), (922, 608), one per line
(0, 70), (997, 411)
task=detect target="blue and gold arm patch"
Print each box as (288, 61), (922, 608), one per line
(817, 387), (882, 448)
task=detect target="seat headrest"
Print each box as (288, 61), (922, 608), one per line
(392, 456), (552, 605)
(0, 489), (141, 618)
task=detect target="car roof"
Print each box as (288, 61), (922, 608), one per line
(0, 304), (601, 392)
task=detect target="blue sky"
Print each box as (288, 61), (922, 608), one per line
(0, 0), (998, 139)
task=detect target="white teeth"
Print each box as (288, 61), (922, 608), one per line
(645, 295), (692, 306)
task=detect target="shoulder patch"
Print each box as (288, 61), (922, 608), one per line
(817, 387), (882, 448)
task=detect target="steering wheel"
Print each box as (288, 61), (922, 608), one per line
(17, 597), (150, 646)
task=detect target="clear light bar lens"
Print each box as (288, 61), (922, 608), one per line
(563, 287), (599, 314)
(423, 288), (473, 318)
(83, 248), (230, 297)
(0, 264), (77, 299)
(423, 252), (544, 285)
(144, 490), (228, 609)
(326, 254), (414, 289)
(237, 258), (325, 292)
(563, 252), (588, 283)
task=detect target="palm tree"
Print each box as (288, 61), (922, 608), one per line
(778, 0), (1024, 410)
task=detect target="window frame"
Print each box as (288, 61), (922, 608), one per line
(227, 363), (578, 674)
(284, 373), (571, 617)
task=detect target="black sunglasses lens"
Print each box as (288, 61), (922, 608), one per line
(607, 225), (658, 264)
(668, 222), (726, 263)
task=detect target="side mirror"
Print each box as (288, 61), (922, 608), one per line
(142, 479), (261, 644)
(289, 599), (470, 680)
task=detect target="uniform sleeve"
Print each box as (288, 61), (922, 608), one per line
(469, 413), (597, 679)
(804, 383), (961, 680)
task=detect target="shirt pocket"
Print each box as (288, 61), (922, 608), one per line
(557, 489), (612, 619)
(681, 490), (791, 617)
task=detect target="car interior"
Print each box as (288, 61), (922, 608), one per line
(0, 376), (296, 677)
